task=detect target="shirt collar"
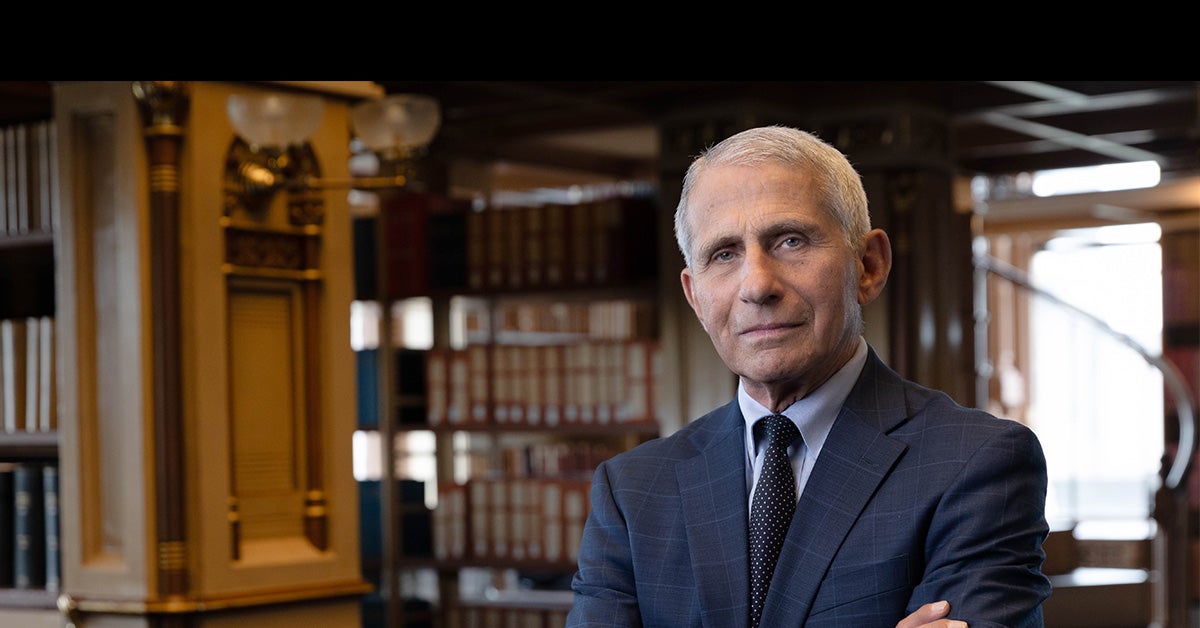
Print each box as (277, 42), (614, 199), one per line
(739, 336), (868, 460)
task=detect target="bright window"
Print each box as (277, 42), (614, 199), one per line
(1025, 223), (1164, 525)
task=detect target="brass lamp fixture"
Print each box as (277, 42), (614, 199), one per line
(350, 93), (442, 180)
(223, 90), (441, 223)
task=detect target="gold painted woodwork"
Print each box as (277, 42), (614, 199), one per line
(52, 81), (363, 627)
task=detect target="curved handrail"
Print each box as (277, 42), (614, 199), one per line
(974, 253), (1196, 493)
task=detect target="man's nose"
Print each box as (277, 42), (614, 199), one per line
(739, 247), (782, 305)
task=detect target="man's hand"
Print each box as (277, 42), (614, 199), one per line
(895, 601), (968, 628)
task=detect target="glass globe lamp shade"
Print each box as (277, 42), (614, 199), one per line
(351, 94), (441, 154)
(227, 92), (325, 149)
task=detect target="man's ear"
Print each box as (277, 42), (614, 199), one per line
(680, 266), (705, 330)
(857, 229), (892, 305)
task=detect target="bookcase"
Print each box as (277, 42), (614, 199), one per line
(0, 117), (61, 628)
(357, 186), (667, 627)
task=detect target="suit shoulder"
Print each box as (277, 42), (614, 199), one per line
(604, 406), (735, 467)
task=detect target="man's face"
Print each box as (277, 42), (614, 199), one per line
(680, 163), (884, 407)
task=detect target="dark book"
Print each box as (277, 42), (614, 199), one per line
(358, 479), (382, 586)
(42, 464), (59, 592)
(394, 349), (428, 427)
(425, 199), (468, 292)
(13, 462), (45, 589)
(381, 191), (430, 300)
(396, 479), (432, 558)
(0, 463), (14, 587)
(356, 349), (379, 430)
(351, 215), (377, 302)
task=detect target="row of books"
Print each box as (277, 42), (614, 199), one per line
(0, 462), (60, 591)
(436, 477), (591, 566)
(462, 298), (658, 345)
(0, 121), (58, 238)
(1, 317), (56, 434)
(371, 190), (659, 300)
(454, 591), (572, 628)
(455, 605), (569, 628)
(418, 340), (662, 429)
(499, 441), (621, 480)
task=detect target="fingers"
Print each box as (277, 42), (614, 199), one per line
(896, 601), (969, 628)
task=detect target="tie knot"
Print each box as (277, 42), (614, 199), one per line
(755, 414), (799, 448)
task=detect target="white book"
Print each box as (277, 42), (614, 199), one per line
(1, 318), (29, 432)
(24, 316), (38, 433)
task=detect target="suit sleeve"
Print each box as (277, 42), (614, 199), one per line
(909, 419), (1052, 628)
(566, 461), (644, 627)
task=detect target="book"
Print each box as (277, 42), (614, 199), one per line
(37, 316), (55, 431)
(424, 348), (448, 427)
(33, 121), (53, 234)
(354, 349), (379, 430)
(568, 202), (592, 286)
(13, 462), (45, 589)
(0, 125), (7, 234)
(523, 204), (546, 289)
(2, 318), (29, 432)
(24, 315), (39, 433)
(381, 191), (430, 300)
(485, 207), (507, 291)
(466, 344), (490, 426)
(425, 199), (468, 292)
(12, 124), (28, 235)
(446, 349), (469, 426)
(543, 203), (568, 288)
(393, 349), (427, 427)
(351, 215), (377, 301)
(563, 479), (590, 563)
(541, 481), (564, 563)
(504, 207), (525, 291)
(465, 207), (487, 292)
(0, 463), (14, 587)
(46, 120), (59, 232)
(4, 126), (20, 234)
(397, 479), (432, 559)
(434, 482), (467, 560)
(42, 464), (59, 592)
(358, 479), (382, 585)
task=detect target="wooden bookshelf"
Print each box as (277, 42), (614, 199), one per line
(362, 188), (666, 626)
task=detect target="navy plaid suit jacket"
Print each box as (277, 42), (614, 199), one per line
(568, 347), (1051, 627)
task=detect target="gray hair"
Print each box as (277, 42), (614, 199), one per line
(673, 125), (871, 268)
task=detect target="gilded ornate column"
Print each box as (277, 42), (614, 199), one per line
(132, 81), (192, 605)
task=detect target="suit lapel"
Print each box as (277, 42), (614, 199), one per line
(762, 350), (911, 624)
(677, 403), (751, 626)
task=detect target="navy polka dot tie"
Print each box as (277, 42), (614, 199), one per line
(748, 414), (800, 628)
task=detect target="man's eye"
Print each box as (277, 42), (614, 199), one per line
(713, 250), (735, 262)
(782, 236), (803, 248)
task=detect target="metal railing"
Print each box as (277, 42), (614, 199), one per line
(974, 252), (1196, 627)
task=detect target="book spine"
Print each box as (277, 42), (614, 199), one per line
(2, 318), (28, 433)
(13, 462), (45, 589)
(424, 348), (448, 427)
(0, 463), (14, 587)
(42, 464), (59, 592)
(5, 127), (20, 234)
(24, 315), (39, 433)
(38, 315), (55, 431)
(355, 349), (379, 430)
(382, 192), (430, 300)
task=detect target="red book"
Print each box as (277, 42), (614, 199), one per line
(381, 191), (430, 299)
